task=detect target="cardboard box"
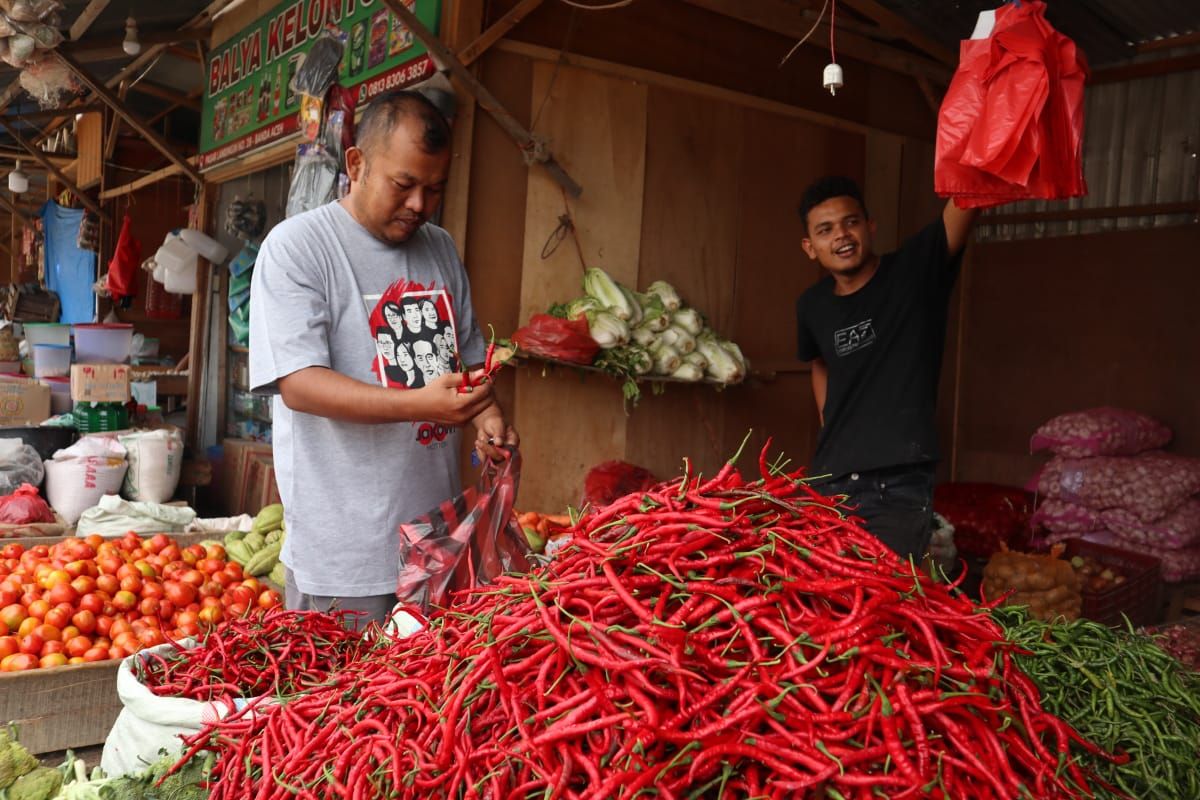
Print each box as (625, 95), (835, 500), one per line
(221, 438), (273, 515)
(242, 454), (281, 515)
(71, 363), (131, 403)
(0, 377), (51, 424)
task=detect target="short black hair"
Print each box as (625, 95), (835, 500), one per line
(798, 176), (868, 232)
(357, 90), (451, 156)
(375, 326), (396, 342)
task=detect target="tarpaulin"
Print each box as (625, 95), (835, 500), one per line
(935, 1), (1088, 208)
(41, 200), (96, 323)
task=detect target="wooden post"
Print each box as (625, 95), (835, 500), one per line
(458, 0), (544, 66)
(379, 0), (582, 197)
(0, 120), (109, 224)
(185, 186), (214, 451)
(438, 0), (485, 256)
(54, 51), (205, 185)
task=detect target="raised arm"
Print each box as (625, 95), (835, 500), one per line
(278, 366), (495, 426)
(943, 200), (981, 257)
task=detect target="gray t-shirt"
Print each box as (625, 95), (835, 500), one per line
(248, 201), (485, 596)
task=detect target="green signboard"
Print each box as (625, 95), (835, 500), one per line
(199, 0), (442, 169)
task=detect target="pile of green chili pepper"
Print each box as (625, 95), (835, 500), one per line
(996, 606), (1200, 799)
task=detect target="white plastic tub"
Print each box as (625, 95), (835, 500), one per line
(23, 322), (71, 348)
(32, 343), (72, 378)
(73, 323), (134, 364)
(41, 376), (72, 414)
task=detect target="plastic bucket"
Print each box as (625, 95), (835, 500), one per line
(40, 376), (72, 415)
(73, 323), (134, 364)
(23, 322), (71, 348)
(164, 252), (198, 294)
(32, 343), (72, 378)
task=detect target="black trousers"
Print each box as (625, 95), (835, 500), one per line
(820, 464), (936, 564)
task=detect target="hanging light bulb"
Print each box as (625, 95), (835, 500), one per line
(8, 161), (27, 194)
(122, 16), (141, 56)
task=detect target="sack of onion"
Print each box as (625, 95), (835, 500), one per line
(983, 545), (1083, 621)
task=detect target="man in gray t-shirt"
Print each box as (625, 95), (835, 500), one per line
(249, 91), (517, 626)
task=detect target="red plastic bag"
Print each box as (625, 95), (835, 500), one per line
(0, 484), (55, 525)
(582, 461), (658, 507)
(106, 214), (142, 303)
(396, 449), (531, 612)
(935, 0), (1088, 208)
(510, 314), (599, 365)
(934, 482), (1034, 559)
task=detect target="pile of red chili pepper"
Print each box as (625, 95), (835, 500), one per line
(171, 444), (1119, 799)
(138, 608), (366, 702)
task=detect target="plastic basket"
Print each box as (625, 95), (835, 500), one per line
(1063, 538), (1162, 627)
(145, 277), (184, 320)
(73, 402), (130, 433)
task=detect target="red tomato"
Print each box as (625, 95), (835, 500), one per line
(157, 599), (175, 620)
(175, 610), (198, 629)
(164, 580), (196, 607)
(140, 580), (164, 600)
(226, 602), (249, 618)
(3, 653), (37, 671)
(146, 534), (171, 555)
(200, 596), (222, 610)
(71, 575), (97, 596)
(107, 646), (125, 660)
(132, 560), (157, 579)
(139, 597), (159, 618)
(109, 619), (133, 638)
(0, 635), (17, 658)
(211, 571), (235, 589)
(46, 605), (72, 630)
(112, 591), (138, 612)
(199, 581), (223, 599)
(41, 640), (65, 657)
(223, 562), (243, 579)
(16, 617), (38, 638)
(96, 574), (120, 595)
(96, 615), (114, 638)
(72, 610), (97, 635)
(159, 545), (181, 563)
(47, 582), (78, 607)
(204, 543), (227, 561)
(116, 563), (139, 582)
(61, 625), (80, 641)
(78, 593), (105, 615)
(82, 646), (109, 663)
(120, 532), (143, 552)
(258, 590), (282, 610)
(119, 575), (143, 594)
(195, 558), (221, 576)
(40, 653), (68, 668)
(137, 627), (165, 648)
(18, 633), (43, 655)
(33, 623), (61, 643)
(25, 599), (49, 621)
(0, 581), (19, 606)
(0, 543), (23, 560)
(180, 570), (205, 588)
(180, 549), (200, 566)
(130, 548), (148, 561)
(240, 578), (261, 594)
(112, 631), (140, 654)
(97, 555), (123, 576)
(0, 603), (27, 631)
(65, 635), (92, 657)
(63, 560), (88, 579)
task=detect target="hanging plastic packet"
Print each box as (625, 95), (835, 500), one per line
(299, 94), (323, 142)
(292, 28), (344, 99)
(225, 196), (267, 240)
(286, 144), (339, 218)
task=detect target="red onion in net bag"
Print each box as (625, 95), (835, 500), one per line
(1030, 407), (1171, 458)
(1158, 546), (1200, 583)
(1030, 498), (1102, 533)
(1036, 452), (1200, 522)
(1101, 499), (1200, 551)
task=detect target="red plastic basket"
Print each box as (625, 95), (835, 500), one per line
(145, 277), (183, 319)
(1062, 538), (1162, 627)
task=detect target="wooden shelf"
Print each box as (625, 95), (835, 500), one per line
(514, 353), (744, 388)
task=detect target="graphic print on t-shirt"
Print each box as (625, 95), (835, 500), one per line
(364, 279), (460, 390)
(834, 320), (876, 357)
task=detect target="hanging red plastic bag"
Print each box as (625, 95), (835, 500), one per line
(582, 460), (658, 507)
(0, 484), (55, 524)
(107, 214), (143, 303)
(510, 314), (600, 365)
(935, 0), (1088, 208)
(396, 449), (531, 612)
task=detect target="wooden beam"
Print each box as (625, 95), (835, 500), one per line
(184, 186), (213, 451)
(130, 81), (202, 110)
(983, 201), (1199, 225)
(99, 159), (192, 200)
(379, 0), (583, 197)
(9, 103), (106, 122)
(836, 0), (958, 66)
(0, 192), (36, 228)
(60, 26), (214, 56)
(69, 0), (111, 41)
(1091, 52), (1200, 84)
(440, 0), (485, 256)
(103, 83), (127, 162)
(1136, 30), (1200, 54)
(167, 44), (203, 64)
(0, 148), (71, 166)
(915, 75), (941, 115)
(0, 119), (108, 223)
(147, 89), (203, 125)
(54, 50), (205, 185)
(458, 0), (544, 66)
(679, 0), (952, 84)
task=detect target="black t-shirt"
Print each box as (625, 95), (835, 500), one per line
(796, 219), (963, 480)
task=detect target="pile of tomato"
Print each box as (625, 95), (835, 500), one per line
(0, 531), (283, 671)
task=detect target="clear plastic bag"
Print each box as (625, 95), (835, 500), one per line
(285, 144), (339, 218)
(396, 449), (531, 612)
(0, 442), (45, 495)
(292, 29), (343, 98)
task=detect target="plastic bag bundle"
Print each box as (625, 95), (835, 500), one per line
(396, 449), (531, 612)
(1034, 452), (1200, 523)
(16, 52), (78, 106)
(935, 0), (1088, 208)
(291, 29), (343, 98)
(0, 441), (44, 495)
(286, 144), (339, 218)
(1031, 408), (1171, 458)
(1030, 498), (1101, 534)
(510, 314), (600, 365)
(0, 483), (53, 524)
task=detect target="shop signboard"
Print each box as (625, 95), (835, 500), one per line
(199, 0), (442, 170)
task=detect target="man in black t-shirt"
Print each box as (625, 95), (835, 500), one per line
(795, 176), (979, 563)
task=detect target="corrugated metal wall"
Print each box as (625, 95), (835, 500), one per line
(976, 69), (1200, 241)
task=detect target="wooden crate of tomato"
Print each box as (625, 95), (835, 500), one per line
(0, 530), (283, 754)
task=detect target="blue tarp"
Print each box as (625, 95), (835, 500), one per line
(41, 201), (95, 324)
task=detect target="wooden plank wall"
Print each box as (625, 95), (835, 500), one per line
(954, 224), (1200, 487)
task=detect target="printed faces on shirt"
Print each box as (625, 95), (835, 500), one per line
(365, 280), (460, 390)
